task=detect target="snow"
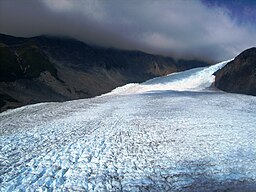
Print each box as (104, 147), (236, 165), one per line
(1, 59), (256, 191)
(106, 59), (233, 95)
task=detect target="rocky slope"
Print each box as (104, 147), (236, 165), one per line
(0, 34), (210, 112)
(215, 47), (256, 96)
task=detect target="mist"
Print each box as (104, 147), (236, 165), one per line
(1, 0), (256, 61)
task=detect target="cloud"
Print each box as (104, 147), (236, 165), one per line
(0, 0), (256, 61)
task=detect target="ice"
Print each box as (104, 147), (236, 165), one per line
(106, 59), (233, 95)
(1, 59), (256, 191)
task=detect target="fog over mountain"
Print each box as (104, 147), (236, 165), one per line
(1, 0), (256, 61)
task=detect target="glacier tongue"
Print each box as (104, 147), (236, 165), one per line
(107, 59), (233, 95)
(1, 59), (256, 191)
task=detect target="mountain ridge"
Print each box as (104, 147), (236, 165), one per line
(0, 33), (210, 112)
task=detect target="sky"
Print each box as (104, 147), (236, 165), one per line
(0, 0), (256, 62)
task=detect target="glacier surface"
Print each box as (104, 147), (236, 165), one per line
(1, 60), (256, 191)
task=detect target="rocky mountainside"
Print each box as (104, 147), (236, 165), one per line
(215, 47), (256, 96)
(0, 34), (210, 112)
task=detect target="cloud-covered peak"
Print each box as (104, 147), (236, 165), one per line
(0, 0), (256, 61)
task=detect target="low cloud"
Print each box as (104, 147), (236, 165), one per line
(0, 0), (256, 61)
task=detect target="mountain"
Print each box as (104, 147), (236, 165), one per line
(1, 60), (256, 191)
(0, 34), (210, 112)
(215, 47), (256, 96)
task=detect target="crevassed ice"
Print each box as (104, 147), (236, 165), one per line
(107, 59), (233, 95)
(1, 58), (256, 192)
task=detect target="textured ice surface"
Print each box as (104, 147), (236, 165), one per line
(1, 60), (256, 191)
(107, 59), (233, 95)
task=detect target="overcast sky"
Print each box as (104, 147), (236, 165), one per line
(0, 0), (256, 62)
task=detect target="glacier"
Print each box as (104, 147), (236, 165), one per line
(1, 59), (256, 191)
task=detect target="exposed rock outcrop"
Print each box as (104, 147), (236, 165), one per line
(215, 48), (256, 96)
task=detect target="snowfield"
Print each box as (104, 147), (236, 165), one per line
(1, 60), (256, 191)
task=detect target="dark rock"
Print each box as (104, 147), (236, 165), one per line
(215, 47), (256, 96)
(0, 33), (210, 112)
